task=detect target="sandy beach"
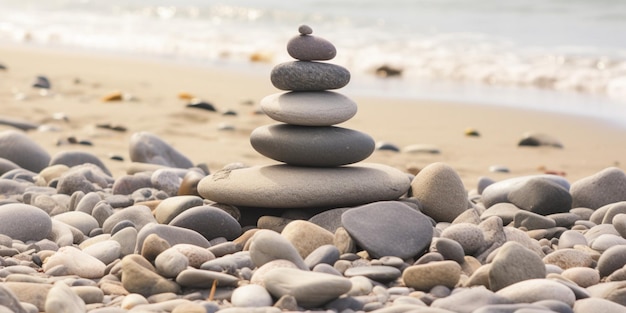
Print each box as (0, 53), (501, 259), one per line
(1, 45), (625, 189)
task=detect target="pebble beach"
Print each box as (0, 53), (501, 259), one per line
(1, 24), (626, 313)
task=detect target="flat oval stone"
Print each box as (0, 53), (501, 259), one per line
(0, 203), (52, 242)
(250, 124), (375, 167)
(0, 130), (50, 172)
(260, 91), (357, 126)
(197, 163), (411, 209)
(287, 34), (336, 61)
(271, 61), (350, 91)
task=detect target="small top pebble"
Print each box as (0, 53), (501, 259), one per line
(298, 25), (313, 35)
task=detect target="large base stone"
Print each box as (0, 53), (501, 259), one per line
(198, 163), (411, 209)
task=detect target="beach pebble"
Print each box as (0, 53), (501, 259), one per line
(308, 207), (352, 232)
(175, 268), (239, 288)
(518, 132), (563, 148)
(495, 279), (575, 306)
(573, 297), (626, 313)
(129, 132), (194, 169)
(440, 223), (486, 256)
(0, 284), (28, 313)
(185, 100), (217, 112)
(271, 61), (350, 91)
(150, 169), (183, 197)
(513, 210), (557, 230)
(0, 203), (51, 242)
(260, 91), (356, 126)
(231, 284), (273, 308)
(402, 261), (461, 291)
(375, 141), (401, 152)
(488, 242), (546, 291)
(169, 205), (242, 241)
(431, 286), (512, 312)
(45, 281), (86, 313)
(590, 234), (626, 251)
(597, 245), (626, 277)
(49, 151), (112, 176)
(507, 177), (572, 215)
(53, 211), (99, 235)
(82, 240), (121, 265)
(155, 248), (188, 278)
(410, 162), (469, 223)
(281, 220), (334, 258)
(56, 164), (111, 195)
(561, 267), (600, 288)
(102, 205), (155, 233)
(403, 144), (441, 154)
(198, 163), (410, 208)
(287, 31), (336, 61)
(171, 244), (215, 268)
(343, 266), (401, 283)
(250, 124), (375, 167)
(543, 249), (594, 270)
(342, 201), (433, 259)
(434, 237), (466, 264)
(0, 130), (50, 172)
(111, 226), (137, 257)
(154, 195), (203, 224)
(480, 175), (570, 209)
(43, 246), (106, 279)
(135, 223), (210, 254)
(570, 167), (626, 209)
(32, 75), (51, 89)
(263, 267), (352, 308)
(121, 255), (181, 297)
(111, 173), (152, 195)
(249, 229), (308, 270)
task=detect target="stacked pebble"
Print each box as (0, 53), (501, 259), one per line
(197, 26), (410, 209)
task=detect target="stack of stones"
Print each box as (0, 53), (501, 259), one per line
(198, 26), (410, 209)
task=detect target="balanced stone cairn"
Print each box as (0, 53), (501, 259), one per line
(198, 25), (410, 209)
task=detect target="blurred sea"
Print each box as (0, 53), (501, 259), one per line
(1, 0), (625, 124)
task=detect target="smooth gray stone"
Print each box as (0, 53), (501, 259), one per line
(534, 299), (574, 313)
(287, 33), (336, 61)
(49, 151), (111, 176)
(0, 203), (52, 242)
(260, 91), (356, 126)
(410, 162), (469, 223)
(176, 268), (239, 288)
(309, 207), (353, 233)
(597, 245), (626, 278)
(587, 281), (626, 305)
(263, 267), (352, 308)
(557, 230), (588, 249)
(431, 286), (512, 313)
(434, 237), (465, 264)
(507, 177), (572, 215)
(0, 179), (27, 197)
(169, 205), (242, 241)
(198, 163), (410, 209)
(495, 279), (575, 306)
(102, 205), (156, 233)
(249, 229), (308, 270)
(613, 213), (626, 239)
(570, 167), (626, 209)
(111, 173), (152, 195)
(52, 211), (99, 236)
(0, 130), (50, 172)
(201, 251), (253, 271)
(600, 201), (626, 224)
(45, 281), (86, 313)
(154, 195), (203, 224)
(342, 201), (433, 259)
(56, 164), (112, 195)
(74, 192), (102, 215)
(473, 303), (552, 313)
(0, 117), (39, 131)
(481, 175), (570, 209)
(304, 244), (340, 269)
(250, 124), (374, 167)
(548, 212), (580, 228)
(440, 223), (486, 256)
(518, 132), (563, 148)
(0, 158), (20, 176)
(514, 211), (557, 230)
(489, 242), (546, 291)
(343, 266), (401, 283)
(481, 202), (522, 225)
(129, 131), (194, 168)
(271, 61), (350, 91)
(573, 298), (626, 313)
(134, 224), (210, 254)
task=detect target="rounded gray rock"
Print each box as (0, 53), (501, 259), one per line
(129, 131), (194, 169)
(570, 167), (626, 209)
(198, 163), (410, 209)
(271, 61), (350, 91)
(0, 203), (52, 242)
(440, 223), (486, 256)
(49, 151), (112, 176)
(249, 229), (308, 270)
(287, 33), (336, 61)
(410, 162), (469, 223)
(250, 124), (374, 167)
(342, 201), (433, 259)
(507, 177), (572, 215)
(0, 130), (50, 172)
(134, 223), (210, 254)
(489, 242), (546, 291)
(102, 205), (156, 233)
(260, 91), (357, 126)
(154, 195), (203, 224)
(481, 175), (570, 209)
(169, 205), (242, 241)
(597, 245), (626, 278)
(513, 210), (557, 230)
(495, 279), (575, 306)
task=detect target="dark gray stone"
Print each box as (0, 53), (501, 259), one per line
(342, 201), (433, 259)
(271, 61), (350, 91)
(287, 33), (336, 61)
(309, 207), (353, 232)
(597, 245), (626, 278)
(481, 175), (570, 209)
(507, 177), (572, 215)
(514, 211), (557, 230)
(250, 124), (375, 167)
(168, 205), (242, 241)
(56, 164), (112, 195)
(129, 131), (194, 168)
(343, 265), (401, 283)
(434, 237), (465, 264)
(304, 244), (340, 269)
(111, 173), (152, 195)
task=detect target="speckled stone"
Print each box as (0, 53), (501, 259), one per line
(281, 220), (334, 259)
(570, 167), (626, 210)
(402, 261), (461, 291)
(260, 91), (357, 126)
(270, 61), (350, 91)
(250, 124), (375, 167)
(410, 162), (469, 223)
(198, 163), (410, 209)
(489, 242), (546, 291)
(0, 203), (52, 242)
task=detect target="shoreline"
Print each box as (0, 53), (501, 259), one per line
(1, 44), (625, 188)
